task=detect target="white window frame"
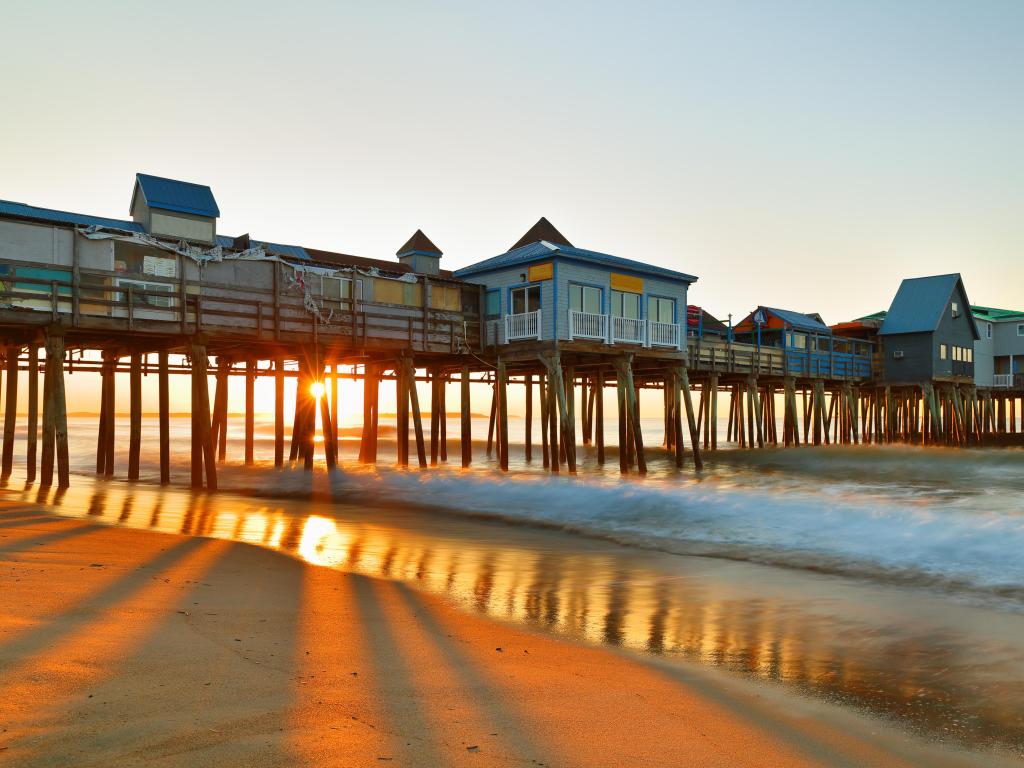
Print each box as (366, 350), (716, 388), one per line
(649, 296), (676, 325)
(510, 285), (541, 315)
(939, 343), (947, 360)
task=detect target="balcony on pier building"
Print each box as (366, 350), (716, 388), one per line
(453, 217), (696, 353)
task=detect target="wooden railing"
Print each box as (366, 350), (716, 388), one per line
(686, 338), (872, 380)
(568, 310), (607, 341)
(0, 258), (480, 353)
(504, 310), (542, 341)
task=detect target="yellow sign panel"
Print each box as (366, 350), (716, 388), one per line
(527, 262), (554, 282)
(610, 272), (643, 293)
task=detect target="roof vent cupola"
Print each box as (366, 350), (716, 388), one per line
(396, 229), (443, 275)
(130, 173), (220, 245)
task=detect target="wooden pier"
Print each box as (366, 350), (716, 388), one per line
(0, 192), (1020, 490)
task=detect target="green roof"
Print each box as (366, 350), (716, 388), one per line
(971, 305), (1024, 321)
(856, 310), (887, 321)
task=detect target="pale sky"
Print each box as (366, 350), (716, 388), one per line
(2, 2), (1022, 325)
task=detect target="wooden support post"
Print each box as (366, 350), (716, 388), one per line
(566, 366), (576, 462)
(547, 364), (560, 473)
(213, 359), (230, 462)
(96, 355), (108, 475)
(616, 368), (628, 474)
(299, 359), (315, 471)
(190, 339), (216, 490)
(26, 345), (38, 483)
(274, 357), (285, 468)
(595, 367), (605, 465)
(332, 363), (340, 445)
(671, 370), (684, 468)
(430, 366), (441, 467)
(439, 372), (447, 462)
(103, 352), (116, 476)
(539, 374), (550, 468)
(524, 373), (533, 461)
(396, 363), (409, 466)
(43, 330), (69, 488)
(289, 369), (302, 462)
(497, 359), (509, 471)
(406, 358), (427, 468)
(40, 343), (54, 486)
(461, 365), (472, 467)
(2, 347), (18, 476)
(367, 364), (379, 464)
(586, 375), (597, 447)
(128, 351), (142, 480)
(709, 374), (719, 450)
(749, 377), (764, 449)
(680, 368), (704, 470)
(245, 360), (255, 465)
(158, 351), (170, 484)
(549, 355), (576, 473)
(319, 373), (338, 469)
(486, 381), (497, 458)
(624, 361), (646, 474)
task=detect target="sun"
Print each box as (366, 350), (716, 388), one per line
(310, 381), (326, 399)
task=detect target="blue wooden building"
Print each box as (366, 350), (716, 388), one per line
(733, 306), (873, 378)
(453, 218), (697, 351)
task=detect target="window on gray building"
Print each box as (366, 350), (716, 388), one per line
(940, 344), (948, 360)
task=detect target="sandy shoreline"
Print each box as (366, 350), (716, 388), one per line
(0, 504), (1016, 768)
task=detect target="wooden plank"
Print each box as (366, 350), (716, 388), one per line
(159, 351), (170, 484)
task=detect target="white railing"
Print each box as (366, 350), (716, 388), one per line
(504, 309), (542, 341)
(993, 374), (1014, 388)
(611, 316), (646, 345)
(568, 310), (608, 341)
(649, 320), (681, 348)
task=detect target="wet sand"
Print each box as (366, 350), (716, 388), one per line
(0, 503), (1015, 768)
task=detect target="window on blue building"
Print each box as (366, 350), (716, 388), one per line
(485, 290), (500, 319)
(570, 284), (602, 314)
(649, 296), (675, 324)
(611, 290), (641, 319)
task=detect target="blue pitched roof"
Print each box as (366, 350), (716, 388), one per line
(738, 306), (828, 332)
(0, 199), (144, 232)
(761, 306), (830, 332)
(132, 173), (220, 218)
(879, 273), (979, 338)
(453, 240), (697, 283)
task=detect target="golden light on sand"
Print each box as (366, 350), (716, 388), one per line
(310, 381), (326, 399)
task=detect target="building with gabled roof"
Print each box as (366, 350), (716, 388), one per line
(878, 274), (978, 383)
(971, 305), (1024, 388)
(454, 217), (696, 349)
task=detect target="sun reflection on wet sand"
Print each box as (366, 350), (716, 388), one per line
(12, 477), (1024, 753)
